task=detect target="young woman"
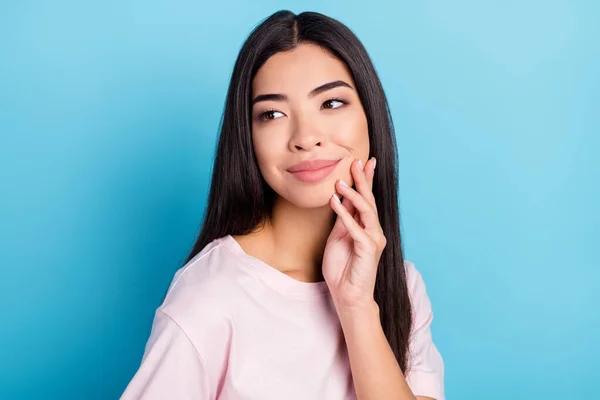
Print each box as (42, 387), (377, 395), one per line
(122, 10), (444, 400)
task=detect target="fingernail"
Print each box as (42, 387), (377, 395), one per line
(358, 159), (364, 170)
(373, 158), (376, 170)
(338, 179), (349, 188)
(332, 193), (341, 203)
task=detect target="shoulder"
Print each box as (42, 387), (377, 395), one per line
(403, 259), (434, 321)
(157, 236), (249, 332)
(403, 260), (428, 300)
(402, 260), (445, 399)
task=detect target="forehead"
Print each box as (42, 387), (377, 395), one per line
(252, 43), (354, 96)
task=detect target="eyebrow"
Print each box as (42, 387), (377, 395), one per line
(251, 80), (354, 107)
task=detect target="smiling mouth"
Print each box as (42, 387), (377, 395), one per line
(287, 159), (341, 183)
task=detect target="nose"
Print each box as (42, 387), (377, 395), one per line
(288, 116), (325, 152)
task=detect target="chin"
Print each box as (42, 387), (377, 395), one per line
(277, 186), (339, 209)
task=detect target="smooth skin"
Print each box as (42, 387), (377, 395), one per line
(233, 42), (434, 400)
(328, 158), (432, 400)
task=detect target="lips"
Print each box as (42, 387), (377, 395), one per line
(287, 159), (341, 172)
(286, 159), (341, 183)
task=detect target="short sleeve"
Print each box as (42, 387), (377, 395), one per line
(121, 309), (212, 400)
(404, 261), (445, 400)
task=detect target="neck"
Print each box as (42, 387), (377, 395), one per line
(250, 195), (337, 283)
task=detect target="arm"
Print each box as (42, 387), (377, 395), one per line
(325, 159), (443, 399)
(402, 263), (445, 400)
(337, 264), (445, 400)
(121, 309), (212, 400)
(337, 302), (427, 400)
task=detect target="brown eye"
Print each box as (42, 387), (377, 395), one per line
(259, 110), (284, 121)
(322, 98), (346, 110)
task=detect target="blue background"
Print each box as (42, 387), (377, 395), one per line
(1, 1), (598, 398)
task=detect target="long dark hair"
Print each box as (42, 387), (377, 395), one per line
(183, 10), (413, 373)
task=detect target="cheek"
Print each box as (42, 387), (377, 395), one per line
(330, 115), (369, 187)
(332, 114), (369, 156)
(252, 132), (286, 176)
(253, 128), (274, 157)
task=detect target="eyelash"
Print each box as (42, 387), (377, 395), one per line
(257, 97), (348, 122)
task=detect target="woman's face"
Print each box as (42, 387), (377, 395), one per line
(251, 42), (370, 209)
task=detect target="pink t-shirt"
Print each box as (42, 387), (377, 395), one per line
(121, 234), (444, 400)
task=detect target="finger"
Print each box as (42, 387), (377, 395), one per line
(330, 193), (372, 244)
(333, 195), (364, 232)
(330, 172), (361, 239)
(367, 157), (376, 192)
(340, 191), (356, 216)
(361, 158), (375, 229)
(354, 210), (363, 228)
(352, 158), (377, 214)
(329, 192), (353, 240)
(362, 156), (375, 192)
(349, 157), (373, 227)
(336, 179), (381, 235)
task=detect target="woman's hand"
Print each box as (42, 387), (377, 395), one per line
(322, 157), (387, 314)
